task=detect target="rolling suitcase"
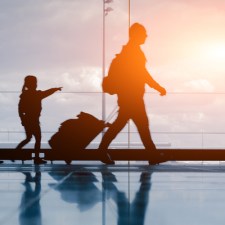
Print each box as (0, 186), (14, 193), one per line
(49, 111), (110, 164)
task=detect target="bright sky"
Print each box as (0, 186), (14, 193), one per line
(1, 0), (225, 147)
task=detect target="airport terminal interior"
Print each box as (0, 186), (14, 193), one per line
(1, 1), (225, 225)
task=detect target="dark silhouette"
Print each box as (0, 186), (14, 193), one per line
(100, 23), (166, 164)
(16, 75), (62, 164)
(19, 172), (42, 225)
(49, 112), (110, 164)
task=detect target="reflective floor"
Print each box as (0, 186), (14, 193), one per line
(0, 161), (225, 225)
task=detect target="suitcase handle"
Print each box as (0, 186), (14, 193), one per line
(105, 106), (118, 123)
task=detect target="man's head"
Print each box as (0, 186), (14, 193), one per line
(129, 23), (147, 45)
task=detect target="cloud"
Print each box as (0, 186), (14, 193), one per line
(184, 79), (215, 92)
(0, 0), (103, 72)
(56, 67), (102, 92)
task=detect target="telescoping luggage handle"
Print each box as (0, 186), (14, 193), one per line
(104, 106), (118, 124)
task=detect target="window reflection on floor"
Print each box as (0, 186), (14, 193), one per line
(0, 162), (225, 225)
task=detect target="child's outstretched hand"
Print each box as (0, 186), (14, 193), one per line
(57, 87), (63, 91)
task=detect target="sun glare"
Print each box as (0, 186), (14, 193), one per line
(201, 42), (225, 62)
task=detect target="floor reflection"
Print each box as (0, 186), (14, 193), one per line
(19, 172), (42, 225)
(102, 170), (152, 225)
(48, 168), (152, 225)
(2, 164), (225, 225)
(49, 169), (102, 212)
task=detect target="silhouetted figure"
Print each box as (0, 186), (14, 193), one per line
(102, 171), (152, 225)
(16, 75), (62, 164)
(19, 172), (42, 225)
(130, 172), (152, 225)
(100, 23), (166, 164)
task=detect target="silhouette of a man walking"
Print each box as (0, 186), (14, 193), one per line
(100, 23), (166, 164)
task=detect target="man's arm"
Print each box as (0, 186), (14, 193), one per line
(145, 71), (166, 96)
(41, 87), (62, 99)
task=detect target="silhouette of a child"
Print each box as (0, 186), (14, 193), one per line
(16, 75), (62, 164)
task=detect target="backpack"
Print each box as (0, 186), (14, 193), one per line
(102, 51), (128, 95)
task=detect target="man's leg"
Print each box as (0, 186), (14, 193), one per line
(132, 104), (156, 151)
(132, 103), (160, 164)
(99, 109), (128, 164)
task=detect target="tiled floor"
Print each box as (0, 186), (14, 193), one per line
(0, 161), (225, 225)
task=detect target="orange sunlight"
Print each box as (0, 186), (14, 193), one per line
(200, 41), (225, 63)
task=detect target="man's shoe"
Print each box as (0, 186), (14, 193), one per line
(148, 152), (167, 165)
(23, 172), (33, 182)
(148, 159), (159, 166)
(101, 153), (115, 165)
(34, 158), (47, 165)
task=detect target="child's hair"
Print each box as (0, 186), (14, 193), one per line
(22, 75), (37, 93)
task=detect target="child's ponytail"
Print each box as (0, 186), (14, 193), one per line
(21, 84), (26, 93)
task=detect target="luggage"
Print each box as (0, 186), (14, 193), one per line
(102, 48), (129, 95)
(48, 112), (109, 162)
